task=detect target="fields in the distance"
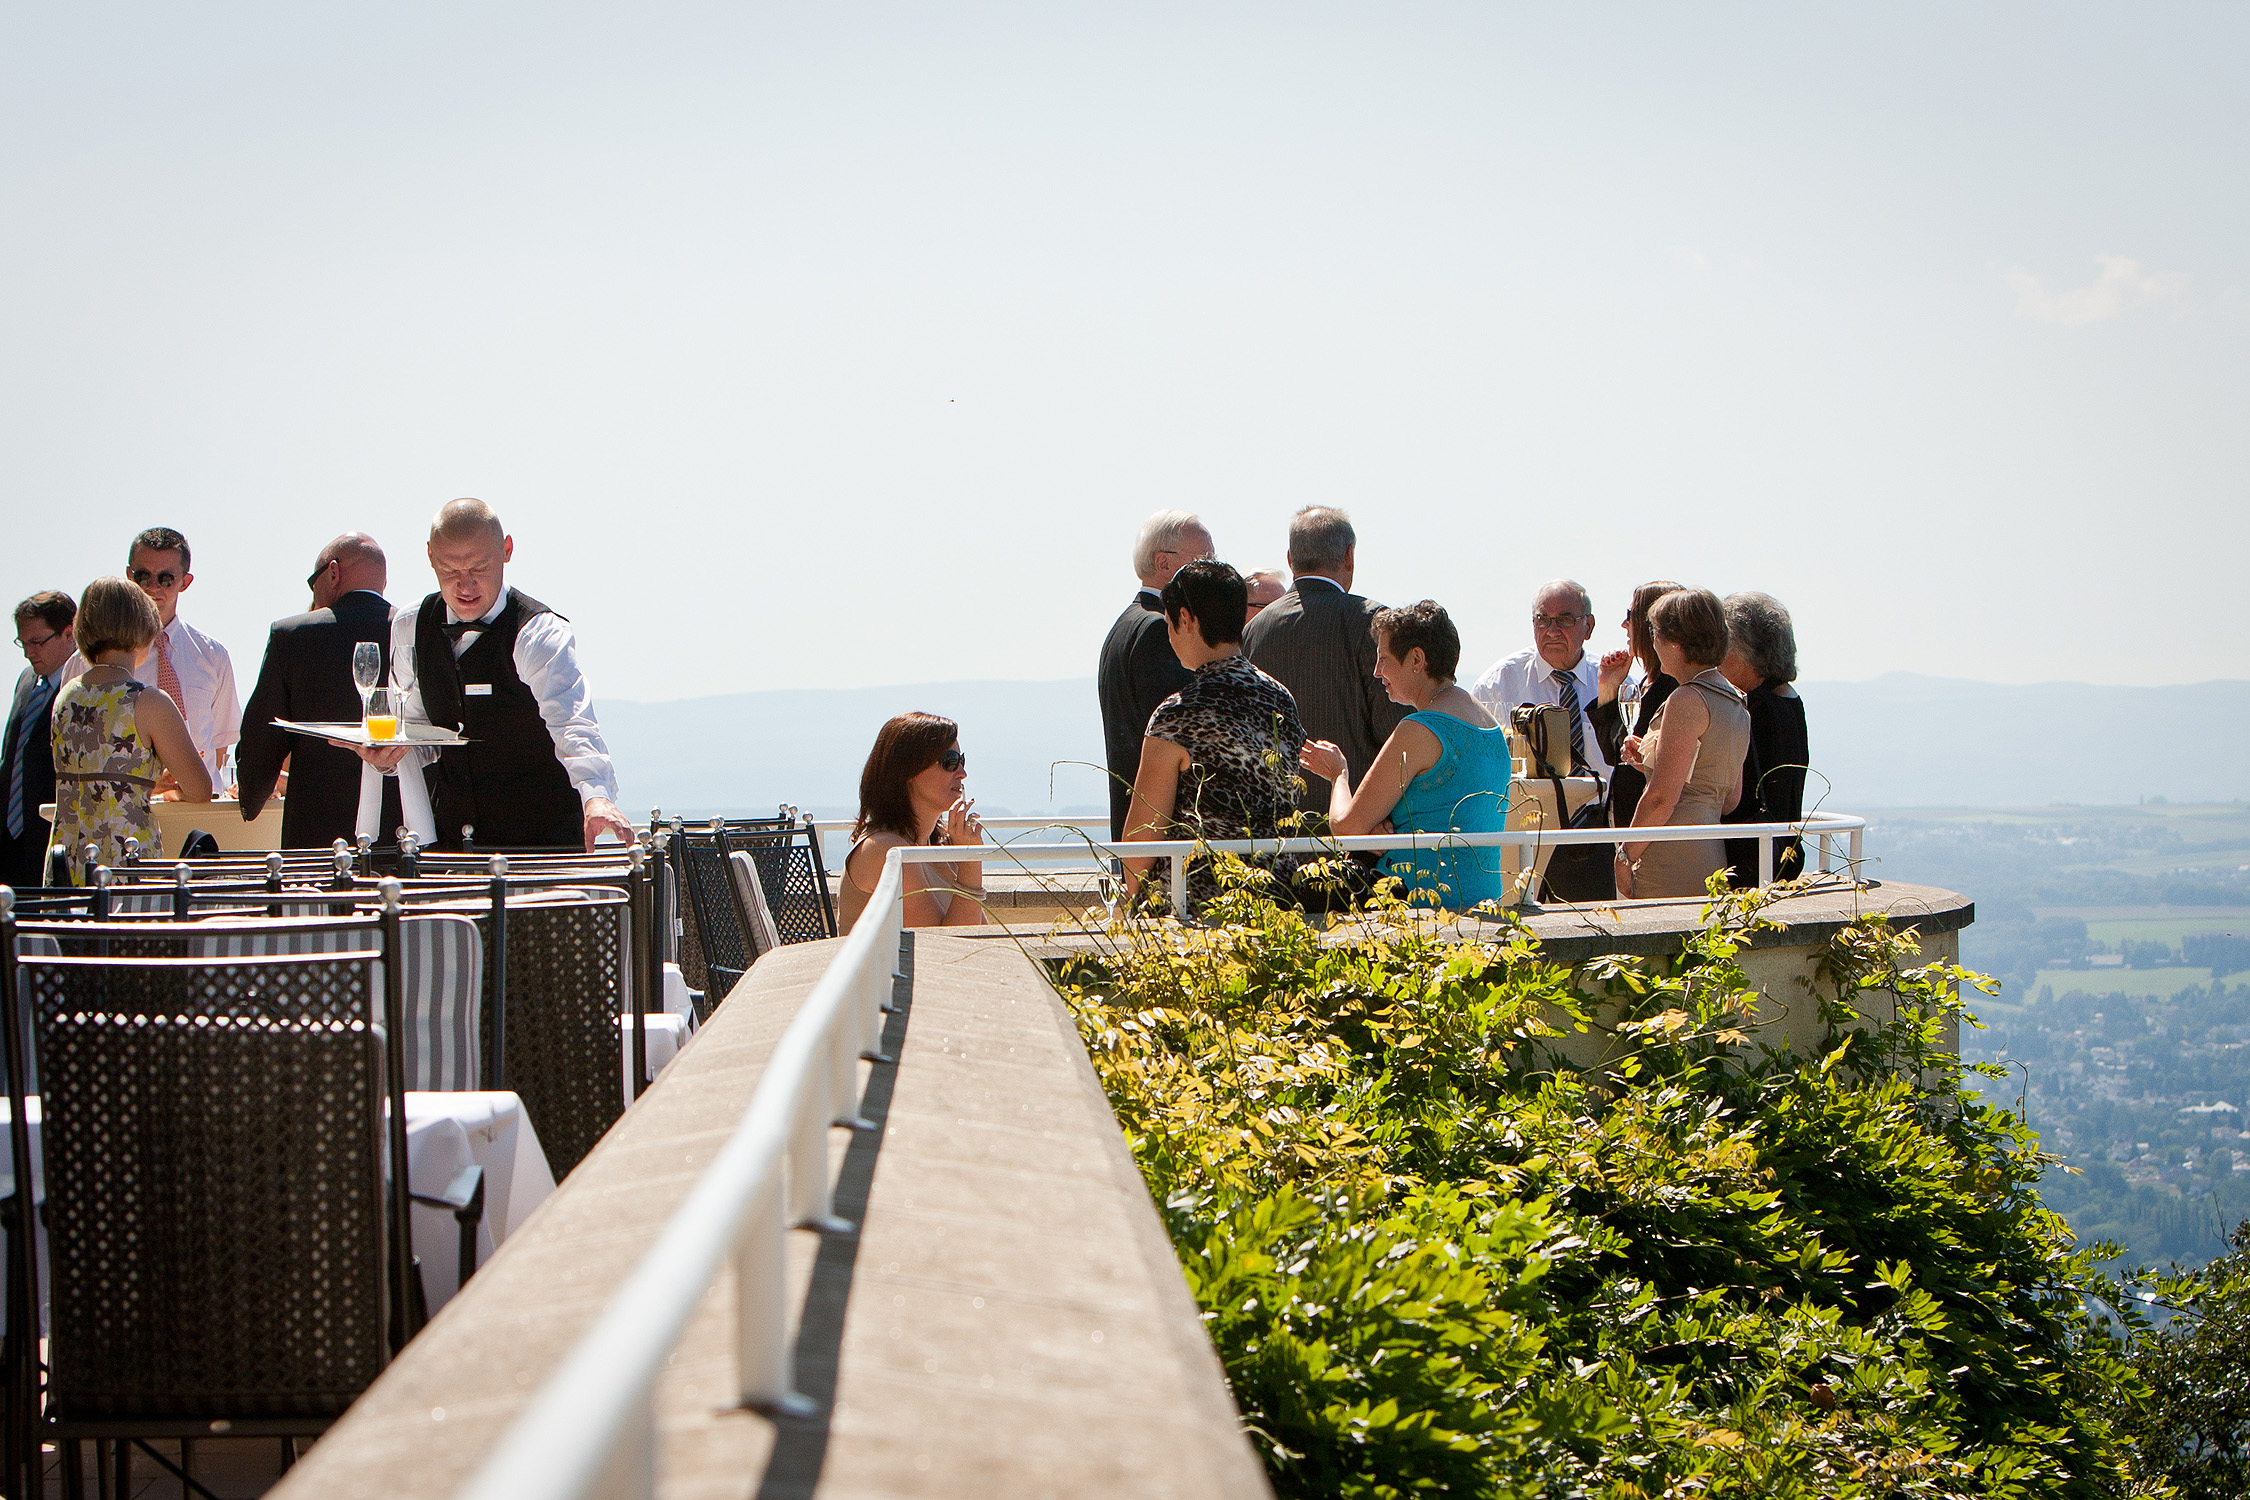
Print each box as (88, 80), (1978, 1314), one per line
(2034, 906), (2248, 948)
(2032, 967), (2220, 1000)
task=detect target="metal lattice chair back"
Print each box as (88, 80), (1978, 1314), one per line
(728, 825), (837, 945)
(23, 950), (392, 1427)
(478, 893), (630, 1178)
(674, 827), (753, 998)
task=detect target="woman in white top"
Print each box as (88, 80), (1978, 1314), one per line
(837, 712), (990, 934)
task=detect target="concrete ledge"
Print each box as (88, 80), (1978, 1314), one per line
(272, 933), (1269, 1499)
(931, 877), (1973, 964)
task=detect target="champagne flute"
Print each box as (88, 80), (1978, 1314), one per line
(352, 641), (382, 718)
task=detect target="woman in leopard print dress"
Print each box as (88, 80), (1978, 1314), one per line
(1121, 560), (1305, 914)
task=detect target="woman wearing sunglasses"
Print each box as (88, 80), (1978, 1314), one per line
(837, 712), (988, 933)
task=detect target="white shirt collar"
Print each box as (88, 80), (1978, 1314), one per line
(1295, 574), (1345, 592)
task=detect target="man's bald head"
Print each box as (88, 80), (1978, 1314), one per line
(430, 497), (506, 546)
(310, 532), (387, 608)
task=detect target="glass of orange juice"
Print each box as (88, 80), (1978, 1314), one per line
(364, 687), (401, 742)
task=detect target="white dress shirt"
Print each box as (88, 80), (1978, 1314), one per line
(376, 588), (620, 842)
(1469, 647), (1611, 782)
(63, 615), (241, 784)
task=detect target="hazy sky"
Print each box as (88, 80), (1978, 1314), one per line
(5, 4), (2244, 705)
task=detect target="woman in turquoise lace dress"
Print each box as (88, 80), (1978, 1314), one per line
(49, 577), (209, 881)
(1298, 600), (1512, 912)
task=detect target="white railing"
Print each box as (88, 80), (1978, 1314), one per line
(824, 813), (1867, 916)
(457, 813), (1866, 1500)
(455, 846), (908, 1500)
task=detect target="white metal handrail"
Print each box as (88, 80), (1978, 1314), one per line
(458, 811), (1865, 1500)
(883, 813), (1866, 918)
(455, 847), (908, 1500)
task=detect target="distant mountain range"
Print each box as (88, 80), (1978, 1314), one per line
(598, 673), (2250, 820)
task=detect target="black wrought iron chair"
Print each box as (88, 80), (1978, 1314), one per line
(471, 889), (634, 1179)
(672, 820), (779, 1007)
(725, 821), (838, 947)
(3, 937), (418, 1497)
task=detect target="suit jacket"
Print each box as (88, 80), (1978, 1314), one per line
(1, 666), (60, 889)
(1097, 590), (1193, 839)
(236, 590), (396, 849)
(1242, 578), (1405, 812)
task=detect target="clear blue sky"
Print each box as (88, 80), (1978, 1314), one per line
(4, 3), (2244, 701)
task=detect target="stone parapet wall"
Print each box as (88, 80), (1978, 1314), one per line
(273, 879), (1967, 1498)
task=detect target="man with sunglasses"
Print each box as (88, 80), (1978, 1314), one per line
(2, 591), (76, 888)
(235, 533), (401, 848)
(65, 526), (241, 790)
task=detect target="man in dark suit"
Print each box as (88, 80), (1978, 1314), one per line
(237, 533), (402, 849)
(1243, 506), (1405, 815)
(2, 592), (77, 889)
(1098, 510), (1212, 839)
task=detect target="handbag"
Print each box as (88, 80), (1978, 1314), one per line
(1508, 703), (1615, 903)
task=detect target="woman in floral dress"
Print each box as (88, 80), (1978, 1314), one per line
(1120, 560), (1306, 915)
(48, 577), (209, 881)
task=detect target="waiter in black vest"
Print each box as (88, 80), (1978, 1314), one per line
(349, 498), (631, 850)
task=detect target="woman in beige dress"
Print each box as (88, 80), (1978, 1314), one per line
(837, 712), (989, 935)
(1614, 588), (1750, 900)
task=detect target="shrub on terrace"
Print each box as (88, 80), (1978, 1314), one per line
(1058, 861), (2156, 1498)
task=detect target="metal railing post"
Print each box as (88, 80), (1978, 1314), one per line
(628, 846), (649, 1101)
(1757, 834), (1774, 887)
(787, 1072), (838, 1229)
(1169, 854), (1188, 918)
(734, 1174), (798, 1412)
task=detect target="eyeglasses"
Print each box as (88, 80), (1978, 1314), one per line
(306, 561), (335, 589)
(935, 749), (967, 773)
(1532, 613), (1584, 631)
(127, 568), (181, 589)
(13, 632), (60, 651)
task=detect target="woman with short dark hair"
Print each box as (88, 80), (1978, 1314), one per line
(1614, 587), (1750, 899)
(50, 577), (210, 879)
(1299, 599), (1511, 911)
(837, 711), (988, 933)
(1121, 560), (1305, 914)
(1720, 591), (1809, 885)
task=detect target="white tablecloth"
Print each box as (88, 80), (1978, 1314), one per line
(403, 1090), (556, 1312)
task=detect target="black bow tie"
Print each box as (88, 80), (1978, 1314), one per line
(442, 619), (485, 640)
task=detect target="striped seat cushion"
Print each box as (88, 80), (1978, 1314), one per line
(182, 917), (483, 1092)
(400, 914), (482, 1092)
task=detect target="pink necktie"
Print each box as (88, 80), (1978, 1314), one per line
(155, 631), (187, 715)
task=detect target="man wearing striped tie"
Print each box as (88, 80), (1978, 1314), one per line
(1467, 578), (1617, 902)
(1, 591), (76, 889)
(64, 527), (241, 792)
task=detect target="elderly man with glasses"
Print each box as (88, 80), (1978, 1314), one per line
(64, 526), (241, 793)
(3, 591), (77, 888)
(1468, 578), (1615, 900)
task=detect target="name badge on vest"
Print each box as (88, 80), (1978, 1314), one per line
(465, 684), (493, 696)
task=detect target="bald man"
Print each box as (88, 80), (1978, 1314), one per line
(349, 499), (630, 851)
(238, 532), (402, 848)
